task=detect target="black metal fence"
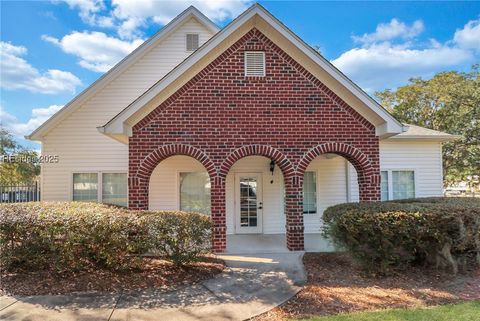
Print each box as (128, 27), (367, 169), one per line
(0, 182), (41, 203)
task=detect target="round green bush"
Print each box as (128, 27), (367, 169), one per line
(322, 197), (480, 274)
(0, 202), (212, 271)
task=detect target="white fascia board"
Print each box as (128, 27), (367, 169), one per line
(26, 6), (219, 141)
(385, 135), (462, 142)
(101, 4), (404, 137)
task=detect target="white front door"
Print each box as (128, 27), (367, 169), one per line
(235, 173), (263, 234)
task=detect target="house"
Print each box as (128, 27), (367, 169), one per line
(27, 4), (458, 253)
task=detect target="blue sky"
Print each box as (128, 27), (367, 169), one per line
(1, 1), (479, 150)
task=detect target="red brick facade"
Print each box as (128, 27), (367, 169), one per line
(129, 28), (381, 252)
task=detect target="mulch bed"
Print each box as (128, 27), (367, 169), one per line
(0, 256), (225, 296)
(253, 252), (480, 320)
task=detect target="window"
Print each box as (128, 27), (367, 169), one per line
(186, 33), (199, 51)
(179, 172), (211, 215)
(102, 173), (127, 207)
(73, 173), (98, 202)
(244, 51), (265, 76)
(381, 170), (416, 201)
(392, 170), (415, 200)
(303, 171), (317, 214)
(380, 171), (389, 201)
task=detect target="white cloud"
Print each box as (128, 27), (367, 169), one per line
(60, 0), (114, 27)
(353, 19), (424, 45)
(58, 0), (252, 39)
(111, 0), (251, 38)
(332, 18), (477, 92)
(333, 44), (473, 92)
(454, 18), (480, 52)
(1, 105), (63, 138)
(0, 42), (81, 94)
(42, 32), (143, 72)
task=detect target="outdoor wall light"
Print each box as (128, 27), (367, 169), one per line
(269, 159), (275, 184)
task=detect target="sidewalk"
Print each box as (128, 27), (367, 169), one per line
(0, 252), (306, 321)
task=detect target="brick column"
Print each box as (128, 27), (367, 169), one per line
(285, 174), (304, 251)
(358, 172), (381, 202)
(128, 176), (149, 210)
(211, 175), (227, 253)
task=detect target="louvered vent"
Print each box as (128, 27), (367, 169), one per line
(244, 51), (265, 77)
(186, 34), (199, 51)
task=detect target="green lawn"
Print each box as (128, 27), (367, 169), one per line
(298, 301), (480, 321)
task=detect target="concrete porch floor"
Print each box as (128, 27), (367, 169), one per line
(226, 233), (337, 254)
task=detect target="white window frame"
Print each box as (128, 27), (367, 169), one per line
(244, 51), (266, 77)
(381, 168), (418, 200)
(70, 171), (128, 205)
(185, 33), (199, 52)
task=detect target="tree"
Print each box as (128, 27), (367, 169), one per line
(0, 127), (40, 185)
(376, 65), (480, 187)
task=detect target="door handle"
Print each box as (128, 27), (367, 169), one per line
(258, 202), (263, 210)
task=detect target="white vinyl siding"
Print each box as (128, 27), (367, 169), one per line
(149, 156), (208, 210)
(244, 51), (265, 76)
(41, 18), (215, 201)
(305, 155), (350, 233)
(379, 141), (442, 197)
(349, 140), (443, 201)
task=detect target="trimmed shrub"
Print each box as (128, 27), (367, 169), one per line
(140, 211), (213, 266)
(323, 197), (480, 274)
(0, 202), (212, 271)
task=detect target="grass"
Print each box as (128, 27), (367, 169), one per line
(297, 301), (480, 321)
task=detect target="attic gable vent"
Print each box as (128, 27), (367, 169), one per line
(186, 33), (199, 51)
(244, 51), (265, 77)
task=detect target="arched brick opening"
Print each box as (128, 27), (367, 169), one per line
(129, 144), (217, 210)
(297, 142), (380, 202)
(220, 145), (303, 251)
(219, 145), (295, 179)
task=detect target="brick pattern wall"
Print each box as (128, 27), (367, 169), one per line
(129, 28), (381, 252)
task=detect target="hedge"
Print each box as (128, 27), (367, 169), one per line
(323, 197), (480, 274)
(0, 202), (212, 271)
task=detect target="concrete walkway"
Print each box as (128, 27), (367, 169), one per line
(0, 253), (306, 321)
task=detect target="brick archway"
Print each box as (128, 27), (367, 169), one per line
(129, 144), (216, 209)
(219, 144), (295, 178)
(219, 145), (304, 251)
(297, 142), (380, 202)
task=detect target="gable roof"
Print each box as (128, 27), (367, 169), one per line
(387, 124), (461, 141)
(26, 6), (219, 141)
(99, 4), (405, 141)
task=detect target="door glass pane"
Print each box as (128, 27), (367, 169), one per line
(392, 171), (415, 200)
(73, 173), (98, 202)
(381, 171), (389, 201)
(239, 177), (257, 227)
(180, 172), (211, 215)
(102, 173), (127, 207)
